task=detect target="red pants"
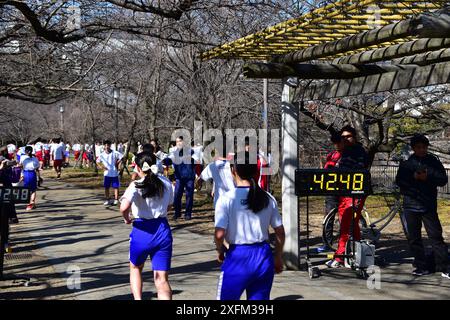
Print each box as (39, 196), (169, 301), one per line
(335, 197), (366, 263)
(74, 151), (81, 161)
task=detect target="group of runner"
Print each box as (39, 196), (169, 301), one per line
(93, 135), (279, 300)
(2, 125), (449, 300)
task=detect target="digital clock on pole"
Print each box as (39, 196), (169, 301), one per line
(0, 187), (32, 204)
(295, 169), (371, 197)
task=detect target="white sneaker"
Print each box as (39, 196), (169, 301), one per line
(113, 199), (119, 206)
(442, 272), (450, 280)
(103, 200), (111, 206)
(325, 259), (342, 268)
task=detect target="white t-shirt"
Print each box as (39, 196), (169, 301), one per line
(51, 143), (65, 160)
(20, 155), (40, 171)
(120, 175), (174, 220)
(215, 187), (282, 245)
(192, 145), (204, 164)
(72, 144), (81, 152)
(95, 144), (103, 157)
(34, 142), (43, 152)
(43, 143), (51, 151)
(155, 150), (167, 162)
(7, 144), (16, 154)
(66, 144), (71, 152)
(97, 150), (123, 177)
(17, 147), (25, 157)
(200, 160), (235, 206)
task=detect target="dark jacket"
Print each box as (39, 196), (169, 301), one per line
(395, 153), (448, 211)
(338, 143), (369, 170)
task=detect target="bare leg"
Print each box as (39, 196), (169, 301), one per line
(130, 263), (144, 300)
(154, 271), (172, 300)
(105, 188), (110, 201)
(114, 188), (119, 201)
(29, 192), (37, 205)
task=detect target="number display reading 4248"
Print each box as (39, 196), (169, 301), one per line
(0, 187), (31, 204)
(295, 169), (371, 197)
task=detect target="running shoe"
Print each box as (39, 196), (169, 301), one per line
(112, 199), (119, 206)
(441, 272), (450, 280)
(412, 268), (431, 276)
(26, 204), (34, 211)
(325, 259), (342, 268)
(103, 200), (111, 206)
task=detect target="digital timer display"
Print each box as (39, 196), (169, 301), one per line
(0, 187), (31, 204)
(295, 169), (371, 197)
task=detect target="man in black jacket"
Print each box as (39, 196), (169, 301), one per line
(395, 134), (449, 279)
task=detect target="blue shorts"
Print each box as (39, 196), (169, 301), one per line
(23, 170), (37, 192)
(217, 242), (274, 300)
(104, 176), (120, 189)
(129, 218), (173, 271)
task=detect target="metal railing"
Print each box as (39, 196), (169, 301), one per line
(370, 165), (450, 196)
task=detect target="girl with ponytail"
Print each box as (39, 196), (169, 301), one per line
(120, 151), (174, 300)
(214, 151), (285, 300)
(20, 146), (41, 210)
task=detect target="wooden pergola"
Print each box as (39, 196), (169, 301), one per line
(201, 0), (450, 269)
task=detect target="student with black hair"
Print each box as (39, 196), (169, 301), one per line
(120, 152), (174, 300)
(20, 146), (41, 210)
(214, 152), (285, 300)
(97, 140), (123, 206)
(131, 144), (154, 181)
(396, 134), (449, 279)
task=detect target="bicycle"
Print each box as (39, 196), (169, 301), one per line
(322, 186), (407, 251)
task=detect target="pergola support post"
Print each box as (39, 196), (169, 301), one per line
(281, 78), (300, 270)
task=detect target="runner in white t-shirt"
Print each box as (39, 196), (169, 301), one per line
(43, 140), (51, 168)
(7, 143), (16, 160)
(65, 143), (71, 166)
(20, 146), (41, 210)
(214, 151), (285, 300)
(96, 140), (123, 206)
(34, 140), (44, 169)
(120, 152), (174, 300)
(51, 138), (65, 179)
(72, 142), (81, 163)
(196, 158), (235, 206)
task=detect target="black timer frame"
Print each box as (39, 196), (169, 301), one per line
(0, 187), (31, 281)
(295, 169), (371, 279)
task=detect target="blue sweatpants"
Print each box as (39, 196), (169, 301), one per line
(217, 242), (274, 300)
(174, 178), (194, 218)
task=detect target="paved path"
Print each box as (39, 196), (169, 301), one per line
(2, 179), (450, 300)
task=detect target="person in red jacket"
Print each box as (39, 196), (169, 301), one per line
(326, 126), (369, 268)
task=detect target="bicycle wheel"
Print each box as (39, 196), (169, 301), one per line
(323, 208), (367, 251)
